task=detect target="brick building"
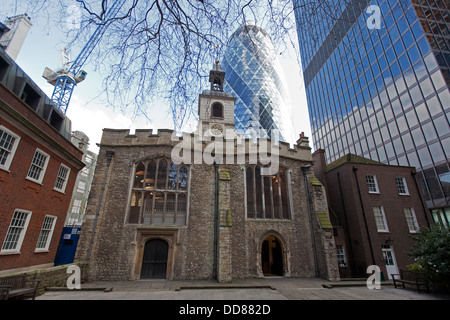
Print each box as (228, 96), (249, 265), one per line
(76, 63), (339, 282)
(0, 49), (84, 273)
(313, 149), (431, 279)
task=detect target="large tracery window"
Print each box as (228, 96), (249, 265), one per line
(246, 165), (291, 220)
(129, 158), (189, 226)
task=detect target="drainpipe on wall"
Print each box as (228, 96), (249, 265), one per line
(302, 164), (319, 277)
(351, 166), (376, 266)
(337, 172), (357, 276)
(86, 150), (115, 261)
(213, 162), (219, 280)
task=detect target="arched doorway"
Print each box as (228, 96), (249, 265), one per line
(141, 239), (169, 279)
(261, 235), (284, 276)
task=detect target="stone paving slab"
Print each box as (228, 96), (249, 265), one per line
(37, 288), (287, 300)
(34, 277), (450, 300)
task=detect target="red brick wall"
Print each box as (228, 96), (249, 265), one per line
(352, 164), (430, 274)
(0, 86), (83, 272)
(317, 155), (431, 278)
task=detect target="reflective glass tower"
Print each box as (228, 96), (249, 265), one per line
(222, 22), (296, 144)
(293, 0), (450, 220)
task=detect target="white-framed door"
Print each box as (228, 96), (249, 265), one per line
(382, 245), (399, 279)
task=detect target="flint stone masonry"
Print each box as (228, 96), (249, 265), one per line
(75, 127), (339, 282)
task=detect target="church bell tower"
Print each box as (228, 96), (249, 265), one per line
(198, 60), (236, 139)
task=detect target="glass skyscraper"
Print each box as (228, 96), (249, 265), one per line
(222, 21), (296, 144)
(293, 0), (450, 221)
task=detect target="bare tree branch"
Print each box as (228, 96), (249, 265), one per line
(1, 0), (371, 132)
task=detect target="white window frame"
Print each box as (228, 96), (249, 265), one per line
(26, 148), (50, 184)
(366, 175), (380, 193)
(35, 215), (57, 252)
(373, 206), (389, 232)
(80, 166), (89, 177)
(71, 199), (82, 214)
(404, 207), (420, 233)
(0, 125), (21, 172)
(53, 163), (71, 193)
(77, 180), (86, 193)
(395, 177), (409, 195)
(336, 245), (347, 267)
(84, 154), (93, 164)
(1, 209), (32, 254)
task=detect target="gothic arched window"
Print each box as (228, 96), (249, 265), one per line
(129, 158), (189, 226)
(245, 165), (291, 220)
(133, 163), (145, 188)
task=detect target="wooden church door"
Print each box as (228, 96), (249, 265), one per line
(141, 239), (168, 279)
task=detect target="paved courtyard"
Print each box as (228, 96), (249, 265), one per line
(35, 277), (449, 300)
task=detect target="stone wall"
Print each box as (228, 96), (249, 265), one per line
(75, 128), (339, 282)
(307, 175), (340, 280)
(228, 160), (320, 279)
(0, 262), (88, 296)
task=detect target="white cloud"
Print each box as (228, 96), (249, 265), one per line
(65, 94), (155, 154)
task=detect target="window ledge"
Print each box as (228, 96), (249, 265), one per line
(134, 224), (187, 230)
(0, 250), (21, 255)
(25, 176), (43, 185)
(34, 249), (50, 253)
(53, 187), (66, 194)
(246, 218), (293, 222)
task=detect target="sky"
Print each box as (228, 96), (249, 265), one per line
(6, 2), (312, 154)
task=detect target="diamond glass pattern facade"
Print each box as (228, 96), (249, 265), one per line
(293, 0), (450, 218)
(222, 22), (295, 144)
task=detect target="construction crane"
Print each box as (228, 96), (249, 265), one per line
(43, 0), (126, 114)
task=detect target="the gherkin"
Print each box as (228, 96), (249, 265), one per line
(222, 21), (295, 144)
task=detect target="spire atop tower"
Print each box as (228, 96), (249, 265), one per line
(209, 60), (225, 92)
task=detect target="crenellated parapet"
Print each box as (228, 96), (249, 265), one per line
(99, 127), (313, 163)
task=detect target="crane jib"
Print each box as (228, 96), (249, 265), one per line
(50, 0), (127, 114)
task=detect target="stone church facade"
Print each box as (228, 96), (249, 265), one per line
(76, 63), (339, 282)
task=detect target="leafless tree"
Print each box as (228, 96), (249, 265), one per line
(1, 0), (375, 132)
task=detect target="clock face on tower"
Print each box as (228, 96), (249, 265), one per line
(210, 123), (224, 136)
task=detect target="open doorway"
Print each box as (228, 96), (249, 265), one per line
(261, 235), (284, 276)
